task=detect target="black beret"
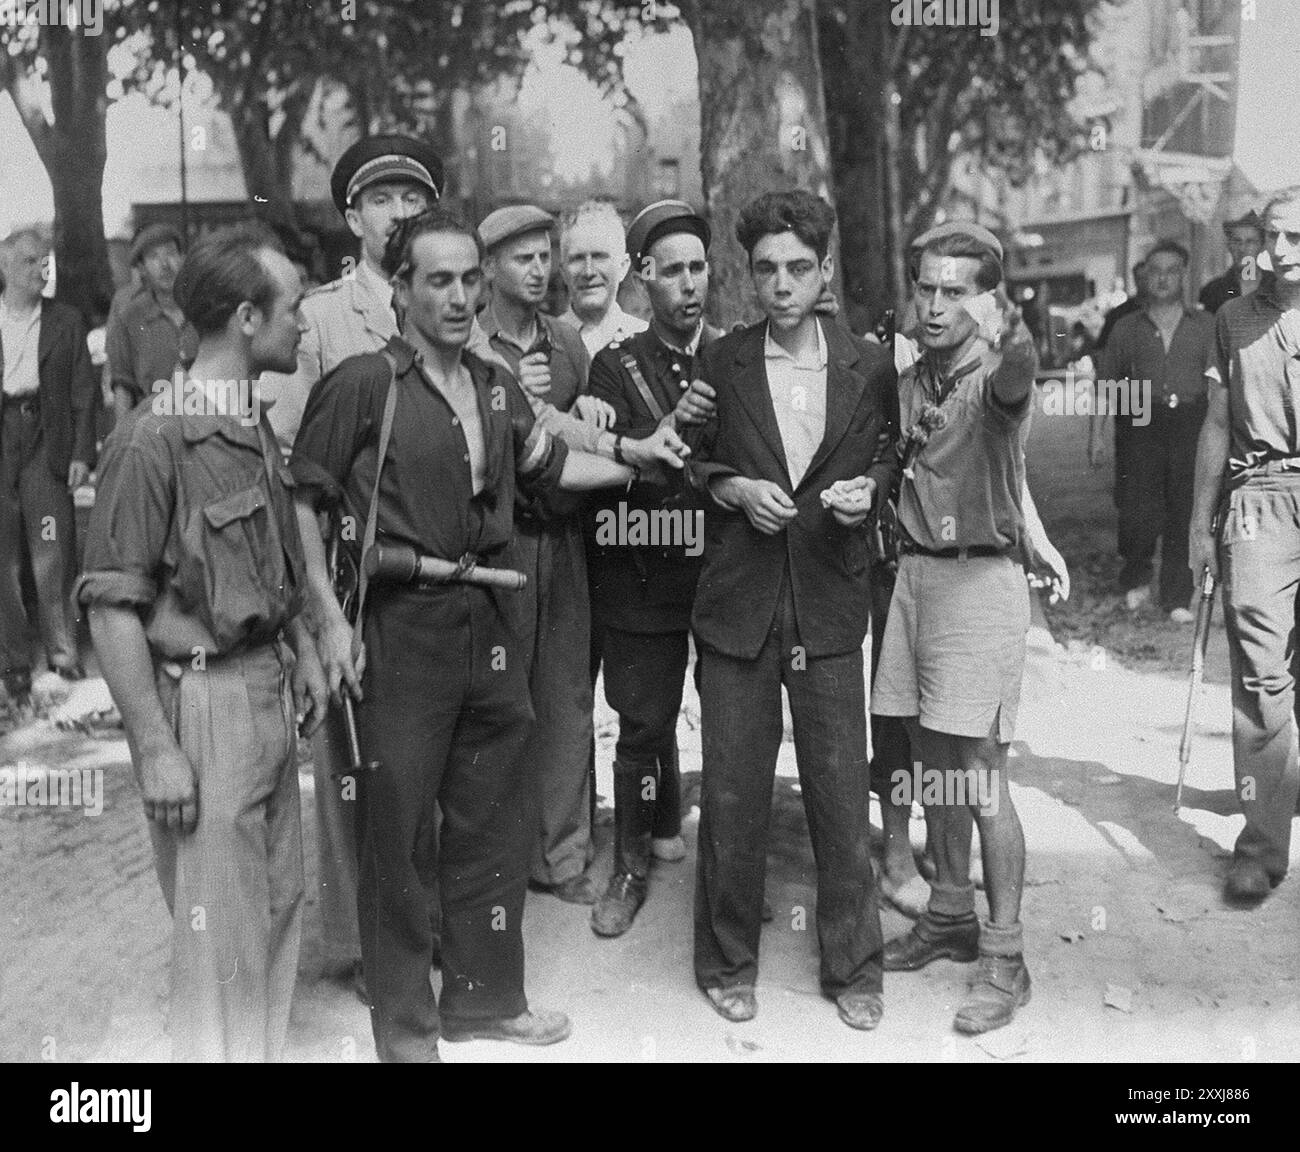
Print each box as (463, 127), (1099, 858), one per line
(330, 135), (443, 217)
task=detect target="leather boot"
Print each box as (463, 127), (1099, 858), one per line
(593, 763), (651, 937)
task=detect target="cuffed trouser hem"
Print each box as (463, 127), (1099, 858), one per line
(927, 880), (976, 918)
(979, 920), (1024, 957)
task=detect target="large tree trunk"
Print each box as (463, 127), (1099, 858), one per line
(4, 27), (113, 322)
(682, 0), (838, 331)
(225, 83), (312, 243)
(820, 2), (908, 332)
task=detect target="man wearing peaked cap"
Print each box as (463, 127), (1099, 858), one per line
(259, 134), (446, 999)
(1200, 208), (1266, 314)
(625, 199), (713, 277)
(478, 204), (556, 253)
(585, 198), (722, 937)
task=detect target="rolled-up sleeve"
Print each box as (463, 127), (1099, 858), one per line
(508, 368), (569, 497)
(74, 439), (174, 608)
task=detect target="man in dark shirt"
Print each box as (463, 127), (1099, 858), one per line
(1190, 190), (1300, 905)
(585, 199), (721, 937)
(290, 207), (685, 1062)
(1097, 260), (1146, 350)
(76, 227), (329, 1061)
(105, 224), (199, 421)
(1199, 210), (1265, 315)
(1098, 240), (1215, 619)
(872, 223), (1036, 1036)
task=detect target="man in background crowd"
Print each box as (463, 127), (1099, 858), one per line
(1097, 240), (1215, 621)
(0, 226), (97, 707)
(105, 224), (198, 422)
(558, 200), (648, 356)
(1200, 210), (1266, 315)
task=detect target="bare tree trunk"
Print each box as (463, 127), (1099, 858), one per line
(226, 90), (306, 242)
(4, 27), (113, 321)
(682, 0), (838, 331)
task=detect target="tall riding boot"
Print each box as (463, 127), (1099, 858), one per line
(650, 742), (687, 860)
(592, 762), (652, 937)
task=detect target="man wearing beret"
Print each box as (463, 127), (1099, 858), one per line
(686, 190), (897, 1030)
(1199, 210), (1265, 315)
(585, 200), (721, 935)
(872, 220), (1036, 1035)
(105, 223), (198, 423)
(259, 133), (445, 994)
(477, 204), (685, 904)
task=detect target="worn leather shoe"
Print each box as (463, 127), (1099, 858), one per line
(591, 871), (647, 937)
(882, 915), (979, 971)
(1224, 858), (1273, 905)
(836, 991), (884, 1031)
(705, 985), (757, 1022)
(954, 954), (1031, 1034)
(529, 874), (598, 905)
(441, 1009), (572, 1046)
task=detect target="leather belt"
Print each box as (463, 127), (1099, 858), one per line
(898, 537), (1016, 561)
(1, 392), (39, 414)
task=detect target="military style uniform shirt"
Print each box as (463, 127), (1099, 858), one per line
(1208, 274), (1300, 483)
(75, 409), (306, 659)
(289, 337), (569, 568)
(104, 285), (199, 406)
(586, 322), (720, 632)
(898, 337), (1034, 554)
(1098, 305), (1216, 414)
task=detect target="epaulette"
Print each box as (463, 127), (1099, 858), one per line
(304, 277), (348, 299)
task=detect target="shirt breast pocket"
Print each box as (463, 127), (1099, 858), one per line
(179, 484), (277, 647)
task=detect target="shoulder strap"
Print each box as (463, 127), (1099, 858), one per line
(619, 348), (667, 423)
(351, 349), (399, 662)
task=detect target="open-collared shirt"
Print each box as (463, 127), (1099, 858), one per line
(0, 299), (42, 397)
(764, 317), (828, 488)
(1098, 303), (1216, 414)
(560, 302), (648, 356)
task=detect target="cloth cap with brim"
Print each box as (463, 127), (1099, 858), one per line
(626, 199), (710, 268)
(1223, 209), (1264, 235)
(910, 220), (1004, 264)
(129, 223), (184, 265)
(331, 134), (443, 216)
(478, 205), (556, 253)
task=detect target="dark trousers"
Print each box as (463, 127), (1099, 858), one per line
(602, 625), (691, 840)
(868, 561), (912, 794)
(1115, 405), (1203, 609)
(357, 585), (533, 1063)
(694, 575), (883, 998)
(0, 406), (77, 679)
(1220, 474), (1300, 880)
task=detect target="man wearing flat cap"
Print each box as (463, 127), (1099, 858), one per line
(584, 200), (721, 936)
(477, 203), (687, 905)
(259, 133), (445, 994)
(1199, 209), (1266, 315)
(105, 222), (198, 422)
(872, 219), (1037, 1036)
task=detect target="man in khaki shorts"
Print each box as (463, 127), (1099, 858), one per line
(871, 221), (1035, 1036)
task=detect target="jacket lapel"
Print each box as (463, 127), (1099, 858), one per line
(799, 319), (864, 490)
(37, 299), (57, 368)
(732, 323), (791, 483)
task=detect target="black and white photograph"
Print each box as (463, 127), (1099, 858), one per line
(0, 0), (1296, 1095)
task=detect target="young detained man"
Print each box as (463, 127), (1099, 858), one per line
(687, 190), (898, 1031)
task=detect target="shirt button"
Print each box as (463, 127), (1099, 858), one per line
(451, 416), (459, 426)
(463, 453), (470, 463)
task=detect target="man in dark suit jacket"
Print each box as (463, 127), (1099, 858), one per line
(685, 191), (898, 1031)
(0, 227), (97, 704)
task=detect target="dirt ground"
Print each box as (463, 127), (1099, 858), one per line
(1, 401), (1296, 1063)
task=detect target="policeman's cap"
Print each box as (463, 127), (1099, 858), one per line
(331, 135), (443, 217)
(626, 199), (711, 269)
